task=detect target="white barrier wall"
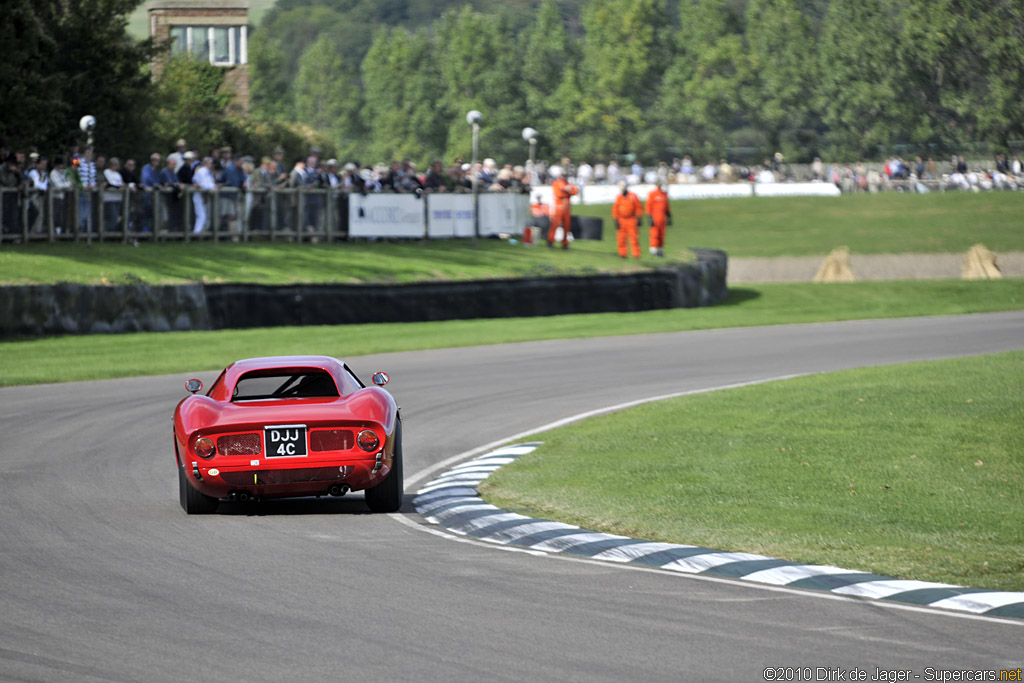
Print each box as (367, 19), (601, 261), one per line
(347, 193), (532, 239)
(344, 184), (840, 239)
(427, 194), (476, 237)
(348, 194), (426, 238)
(753, 182), (841, 197)
(425, 194), (531, 238)
(480, 193), (531, 235)
(531, 181), (837, 207)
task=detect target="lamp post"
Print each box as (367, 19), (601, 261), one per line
(79, 115), (96, 246)
(466, 110), (482, 244)
(522, 127), (538, 183)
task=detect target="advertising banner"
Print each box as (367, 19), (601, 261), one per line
(427, 194), (475, 238)
(669, 184), (753, 200)
(479, 193), (530, 235)
(348, 194), (426, 238)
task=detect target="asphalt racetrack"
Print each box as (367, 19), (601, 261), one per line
(1, 312), (1022, 682)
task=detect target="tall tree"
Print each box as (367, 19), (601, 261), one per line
(560, 0), (670, 161)
(969, 0), (1024, 149)
(150, 55), (233, 153)
(816, 0), (911, 159)
(247, 6), (347, 121)
(0, 0), (61, 149)
(649, 0), (746, 160)
(897, 0), (1024, 152)
(521, 0), (573, 158)
(361, 27), (446, 164)
(247, 29), (291, 121)
(294, 34), (364, 152)
(51, 0), (157, 155)
(436, 7), (528, 164)
(743, 0), (818, 160)
(0, 0), (155, 154)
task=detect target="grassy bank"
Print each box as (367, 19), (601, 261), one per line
(2, 279), (1022, 386)
(2, 192), (1022, 285)
(480, 351), (1024, 591)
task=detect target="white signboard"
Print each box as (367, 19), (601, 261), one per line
(480, 193), (530, 235)
(532, 180), (844, 204)
(348, 194), (426, 238)
(427, 194), (475, 238)
(754, 182), (841, 197)
(669, 184), (753, 200)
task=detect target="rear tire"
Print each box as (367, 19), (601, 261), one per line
(365, 420), (403, 513)
(178, 462), (218, 514)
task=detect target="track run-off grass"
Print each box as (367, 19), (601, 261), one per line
(2, 193), (1022, 589)
(2, 279), (1023, 386)
(480, 351), (1024, 592)
(1, 192), (1022, 286)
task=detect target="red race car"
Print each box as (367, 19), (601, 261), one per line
(173, 356), (402, 514)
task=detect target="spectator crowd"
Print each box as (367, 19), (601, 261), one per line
(2, 137), (1022, 239)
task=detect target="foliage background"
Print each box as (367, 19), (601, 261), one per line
(5, 0), (1023, 165)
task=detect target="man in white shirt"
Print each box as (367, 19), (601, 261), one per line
(576, 161), (592, 187)
(192, 157), (217, 234)
(27, 155), (49, 233)
(103, 157), (125, 232)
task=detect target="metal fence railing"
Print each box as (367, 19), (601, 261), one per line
(1, 174), (1019, 244)
(0, 186), (358, 244)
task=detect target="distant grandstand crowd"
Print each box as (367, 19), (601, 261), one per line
(2, 138), (1021, 241)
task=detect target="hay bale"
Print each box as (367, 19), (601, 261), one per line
(961, 243), (1002, 279)
(813, 247), (856, 282)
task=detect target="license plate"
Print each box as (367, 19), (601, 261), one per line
(264, 424), (307, 458)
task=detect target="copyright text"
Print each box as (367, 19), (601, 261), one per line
(762, 667), (1022, 681)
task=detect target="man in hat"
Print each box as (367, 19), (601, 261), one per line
(218, 146), (242, 232)
(177, 150), (197, 185)
(612, 180), (643, 259)
(168, 139), (187, 170)
(547, 166), (578, 249)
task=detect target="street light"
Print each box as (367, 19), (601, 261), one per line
(466, 110), (482, 243)
(522, 127), (538, 177)
(79, 115), (97, 245)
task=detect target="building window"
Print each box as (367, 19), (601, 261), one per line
(190, 26), (210, 61)
(168, 25), (247, 65)
(170, 26), (187, 55)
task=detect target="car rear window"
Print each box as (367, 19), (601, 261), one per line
(232, 369), (339, 401)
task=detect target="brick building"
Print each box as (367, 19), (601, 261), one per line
(148, 0), (250, 113)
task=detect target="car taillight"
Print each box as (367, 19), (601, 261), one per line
(193, 437), (216, 459)
(357, 429), (380, 452)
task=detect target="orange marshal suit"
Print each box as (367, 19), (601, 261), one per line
(644, 186), (671, 250)
(612, 190), (643, 258)
(548, 177), (578, 246)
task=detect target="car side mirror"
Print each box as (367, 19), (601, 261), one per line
(371, 372), (389, 387)
(185, 378), (203, 394)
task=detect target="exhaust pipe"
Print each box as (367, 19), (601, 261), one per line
(328, 484), (350, 497)
(228, 490), (251, 502)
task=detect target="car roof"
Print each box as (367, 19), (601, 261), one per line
(224, 356), (348, 382)
(228, 355), (344, 373)
(228, 355), (345, 370)
(209, 356), (355, 402)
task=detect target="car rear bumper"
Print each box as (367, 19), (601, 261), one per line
(184, 451), (391, 500)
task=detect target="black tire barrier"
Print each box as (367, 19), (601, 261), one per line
(0, 249), (727, 337)
(570, 216), (604, 240)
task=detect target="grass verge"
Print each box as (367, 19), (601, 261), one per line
(2, 192), (1022, 285)
(2, 279), (1023, 386)
(479, 351), (1024, 591)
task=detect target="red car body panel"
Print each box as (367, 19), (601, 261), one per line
(174, 356), (399, 502)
